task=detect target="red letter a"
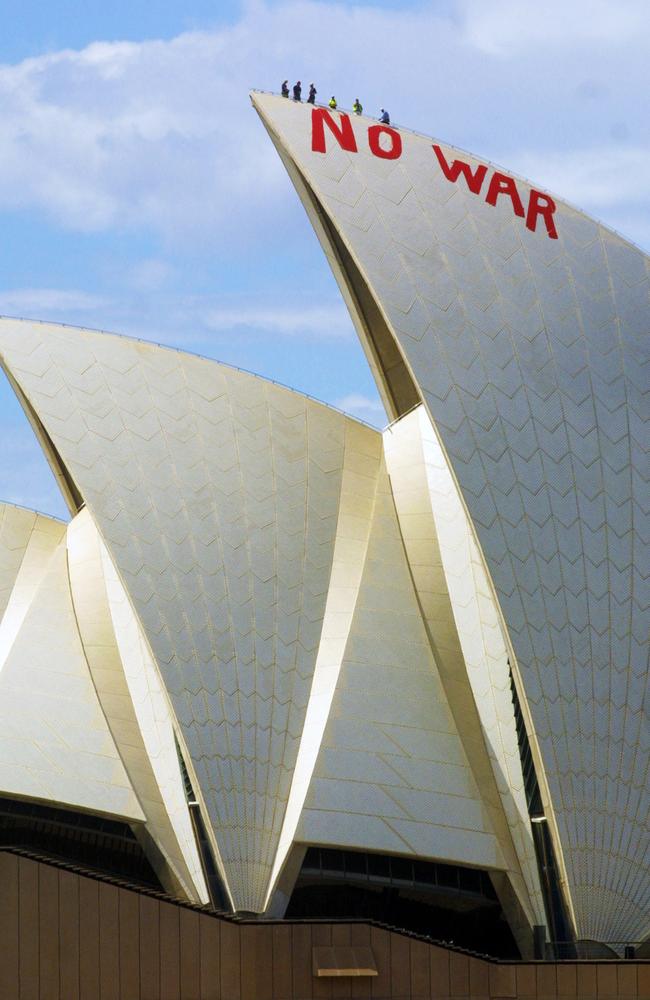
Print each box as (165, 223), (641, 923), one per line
(485, 172), (525, 217)
(432, 145), (487, 194)
(311, 108), (358, 154)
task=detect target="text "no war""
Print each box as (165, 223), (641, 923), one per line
(310, 108), (558, 240)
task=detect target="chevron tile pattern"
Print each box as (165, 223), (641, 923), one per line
(1, 506), (50, 622)
(0, 320), (376, 911)
(253, 92), (649, 945)
(1, 318), (550, 935)
(266, 419), (385, 903)
(0, 500), (208, 901)
(299, 454), (509, 870)
(384, 406), (544, 930)
(0, 504), (143, 822)
(67, 508), (208, 902)
(0, 503), (65, 646)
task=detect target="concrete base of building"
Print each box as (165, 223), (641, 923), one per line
(1, 849), (647, 999)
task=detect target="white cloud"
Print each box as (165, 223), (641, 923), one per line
(203, 302), (353, 338)
(334, 392), (386, 425)
(460, 0), (648, 54)
(128, 258), (174, 291)
(0, 26), (290, 238)
(509, 146), (650, 248)
(0, 289), (353, 346)
(2, 1), (645, 513)
(0, 288), (110, 315)
(511, 146), (650, 209)
(0, 0), (646, 251)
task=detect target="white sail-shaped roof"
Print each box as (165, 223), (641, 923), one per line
(299, 453), (514, 870)
(0, 504), (143, 820)
(1, 319), (543, 937)
(0, 320), (356, 910)
(252, 92), (649, 946)
(1, 505), (61, 624)
(0, 501), (209, 902)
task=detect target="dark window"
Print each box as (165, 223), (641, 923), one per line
(367, 853), (390, 878)
(0, 796), (161, 888)
(413, 861), (436, 885)
(321, 848), (344, 873)
(390, 856), (413, 884)
(344, 850), (367, 877)
(302, 846), (321, 870)
(509, 668), (575, 957)
(287, 846), (519, 958)
(436, 863), (459, 889)
(174, 737), (228, 910)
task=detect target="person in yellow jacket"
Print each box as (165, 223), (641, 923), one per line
(328, 96), (337, 109)
(352, 98), (363, 115)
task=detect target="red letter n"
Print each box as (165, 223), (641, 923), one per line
(526, 190), (558, 239)
(311, 108), (358, 154)
(432, 144), (487, 194)
(485, 172), (525, 217)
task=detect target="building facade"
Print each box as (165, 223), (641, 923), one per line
(0, 95), (647, 967)
(250, 93), (649, 954)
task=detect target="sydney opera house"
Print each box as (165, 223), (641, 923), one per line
(0, 93), (647, 996)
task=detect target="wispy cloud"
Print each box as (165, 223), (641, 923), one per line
(0, 291), (353, 348)
(203, 302), (353, 338)
(334, 392), (386, 425)
(0, 1), (646, 248)
(127, 259), (174, 292)
(511, 147), (650, 209)
(2, 1), (645, 515)
(460, 0), (647, 54)
(0, 288), (110, 315)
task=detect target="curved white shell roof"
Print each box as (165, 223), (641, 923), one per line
(0, 505), (142, 819)
(0, 500), (208, 902)
(1, 319), (544, 940)
(251, 92), (649, 945)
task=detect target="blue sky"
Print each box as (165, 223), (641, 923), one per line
(1, 0), (648, 518)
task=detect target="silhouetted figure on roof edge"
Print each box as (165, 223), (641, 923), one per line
(293, 81), (302, 101)
(307, 83), (317, 104)
(281, 80), (289, 97)
(353, 98), (363, 115)
(379, 108), (390, 124)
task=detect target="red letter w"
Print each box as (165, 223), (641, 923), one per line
(432, 145), (487, 194)
(311, 108), (358, 154)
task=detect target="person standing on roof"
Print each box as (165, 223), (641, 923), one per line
(352, 98), (363, 115)
(307, 83), (317, 104)
(281, 80), (289, 97)
(328, 95), (337, 109)
(293, 81), (302, 101)
(379, 108), (390, 124)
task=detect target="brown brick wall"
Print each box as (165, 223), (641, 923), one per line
(0, 852), (646, 999)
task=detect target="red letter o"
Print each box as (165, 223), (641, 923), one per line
(368, 124), (402, 160)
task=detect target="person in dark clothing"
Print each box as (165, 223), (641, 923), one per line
(379, 108), (390, 124)
(281, 80), (289, 97)
(293, 81), (302, 101)
(307, 83), (317, 104)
